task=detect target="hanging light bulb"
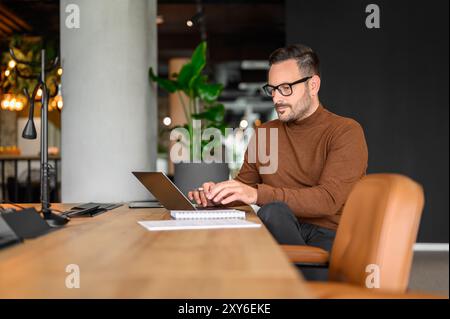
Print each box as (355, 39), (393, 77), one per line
(51, 83), (64, 111)
(8, 60), (16, 68)
(239, 119), (249, 129)
(10, 98), (16, 110)
(16, 101), (24, 111)
(1, 94), (12, 110)
(156, 15), (164, 25)
(0, 94), (26, 111)
(186, 11), (203, 28)
(1, 99), (8, 110)
(163, 116), (172, 126)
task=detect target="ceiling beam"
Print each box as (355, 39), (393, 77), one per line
(0, 4), (33, 32)
(0, 12), (23, 32)
(0, 21), (14, 34)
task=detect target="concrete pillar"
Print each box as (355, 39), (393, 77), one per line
(60, 0), (157, 202)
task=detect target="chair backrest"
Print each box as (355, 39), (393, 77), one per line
(329, 174), (424, 292)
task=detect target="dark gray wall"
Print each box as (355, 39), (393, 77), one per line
(286, 0), (449, 242)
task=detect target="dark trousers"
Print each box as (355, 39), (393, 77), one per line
(257, 201), (336, 281)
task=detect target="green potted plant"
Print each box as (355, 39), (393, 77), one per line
(149, 41), (230, 194)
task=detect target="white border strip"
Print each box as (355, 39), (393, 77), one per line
(414, 243), (449, 252)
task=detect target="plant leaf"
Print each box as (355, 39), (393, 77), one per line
(197, 82), (223, 103)
(149, 67), (178, 93)
(190, 41), (207, 78)
(177, 63), (194, 92)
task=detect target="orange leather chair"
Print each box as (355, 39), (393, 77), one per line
(281, 174), (431, 298)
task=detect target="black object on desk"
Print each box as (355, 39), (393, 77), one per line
(0, 213), (22, 249)
(13, 47), (69, 228)
(63, 203), (123, 218)
(128, 200), (163, 208)
(1, 207), (51, 239)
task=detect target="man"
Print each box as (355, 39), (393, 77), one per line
(188, 44), (368, 268)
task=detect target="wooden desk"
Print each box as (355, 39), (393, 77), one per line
(0, 204), (309, 298)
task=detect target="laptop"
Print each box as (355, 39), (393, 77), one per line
(132, 171), (226, 211)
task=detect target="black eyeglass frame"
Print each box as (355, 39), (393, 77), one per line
(262, 76), (313, 97)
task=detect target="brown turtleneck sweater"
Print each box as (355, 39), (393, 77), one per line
(235, 104), (368, 230)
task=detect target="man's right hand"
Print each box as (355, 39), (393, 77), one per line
(188, 181), (217, 207)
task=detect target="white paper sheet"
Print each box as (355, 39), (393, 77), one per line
(138, 219), (261, 231)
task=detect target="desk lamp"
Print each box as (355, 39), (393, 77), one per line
(11, 48), (69, 227)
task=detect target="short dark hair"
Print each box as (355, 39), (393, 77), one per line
(269, 44), (320, 77)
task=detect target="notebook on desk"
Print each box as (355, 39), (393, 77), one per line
(138, 219), (261, 231)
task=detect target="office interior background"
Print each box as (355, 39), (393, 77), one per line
(0, 0), (448, 297)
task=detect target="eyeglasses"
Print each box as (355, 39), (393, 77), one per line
(262, 76), (312, 97)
